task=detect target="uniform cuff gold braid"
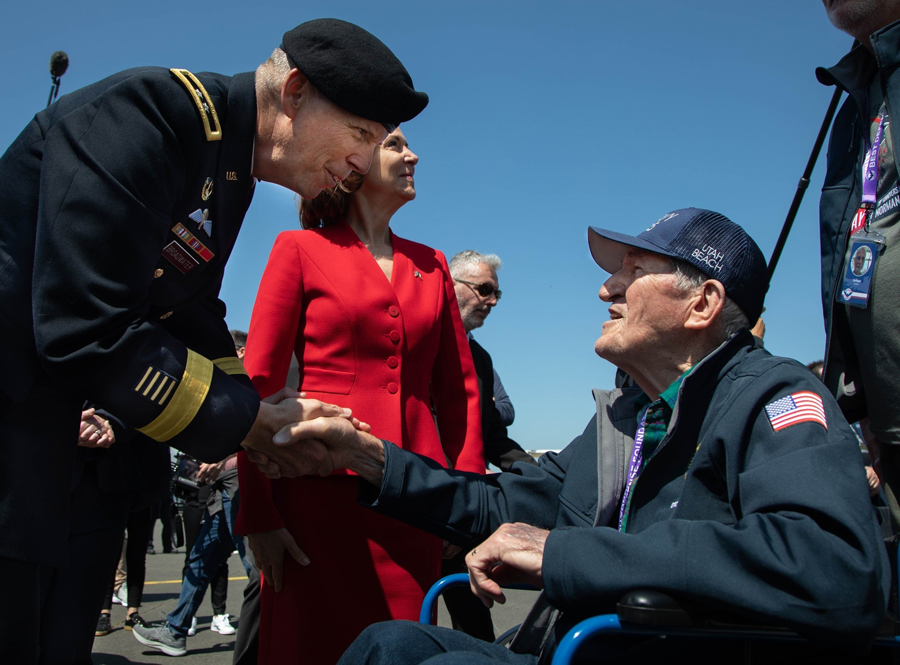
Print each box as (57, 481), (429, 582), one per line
(213, 356), (248, 377)
(137, 349), (212, 441)
(136, 352), (248, 442)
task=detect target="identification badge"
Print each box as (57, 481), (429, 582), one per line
(838, 230), (884, 309)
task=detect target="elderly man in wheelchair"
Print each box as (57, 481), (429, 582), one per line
(251, 209), (890, 664)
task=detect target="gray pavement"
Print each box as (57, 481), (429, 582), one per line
(91, 529), (538, 663)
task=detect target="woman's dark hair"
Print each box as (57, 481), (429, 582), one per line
(299, 171), (365, 229)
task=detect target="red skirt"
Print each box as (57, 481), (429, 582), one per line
(257, 475), (443, 664)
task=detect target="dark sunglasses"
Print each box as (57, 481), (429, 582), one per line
(454, 278), (502, 301)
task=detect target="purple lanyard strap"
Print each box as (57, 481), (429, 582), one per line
(863, 106), (886, 206)
(618, 406), (649, 531)
(851, 99), (886, 236)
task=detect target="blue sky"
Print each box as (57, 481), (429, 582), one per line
(0, 1), (853, 451)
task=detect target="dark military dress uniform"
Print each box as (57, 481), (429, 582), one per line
(0, 66), (262, 661)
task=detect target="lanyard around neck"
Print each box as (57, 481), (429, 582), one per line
(862, 99), (887, 208)
(618, 406), (649, 531)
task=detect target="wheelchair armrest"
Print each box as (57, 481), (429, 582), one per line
(555, 590), (900, 664)
(615, 589), (696, 627)
(553, 592), (793, 664)
(616, 589), (789, 632)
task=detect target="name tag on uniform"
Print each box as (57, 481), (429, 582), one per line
(162, 241), (199, 274)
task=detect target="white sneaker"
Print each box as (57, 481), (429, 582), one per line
(112, 584), (127, 606)
(211, 614), (236, 635)
(187, 616), (198, 636)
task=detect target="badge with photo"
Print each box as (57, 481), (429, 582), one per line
(839, 231), (884, 309)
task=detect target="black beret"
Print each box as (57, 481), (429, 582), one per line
(282, 18), (428, 131)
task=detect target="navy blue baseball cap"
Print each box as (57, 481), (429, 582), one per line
(588, 208), (768, 323)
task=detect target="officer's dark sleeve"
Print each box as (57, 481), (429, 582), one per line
(152, 280), (260, 459)
(31, 73), (258, 460)
(359, 415), (598, 548)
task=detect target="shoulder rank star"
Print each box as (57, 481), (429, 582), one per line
(201, 177), (214, 201)
(189, 208), (213, 236)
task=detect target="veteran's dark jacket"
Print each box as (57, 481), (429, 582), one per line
(360, 332), (889, 653)
(0, 67), (261, 564)
(816, 22), (900, 423)
(0, 67), (260, 454)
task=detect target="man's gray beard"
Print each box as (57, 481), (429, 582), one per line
(462, 311), (485, 332)
(827, 0), (898, 38)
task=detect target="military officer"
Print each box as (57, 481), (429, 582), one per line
(0, 18), (427, 663)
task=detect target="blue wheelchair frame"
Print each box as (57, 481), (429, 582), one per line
(421, 564), (900, 665)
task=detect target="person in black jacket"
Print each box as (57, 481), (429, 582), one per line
(817, 0), (900, 536)
(449, 249), (535, 472)
(258, 209), (890, 664)
(0, 18), (427, 664)
(443, 250), (536, 641)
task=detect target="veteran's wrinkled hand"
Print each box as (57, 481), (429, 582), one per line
(465, 522), (549, 608)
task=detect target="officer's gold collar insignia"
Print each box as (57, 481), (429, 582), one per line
(170, 69), (222, 142)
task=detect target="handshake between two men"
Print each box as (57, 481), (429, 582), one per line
(238, 391), (546, 609)
(240, 388), (379, 481)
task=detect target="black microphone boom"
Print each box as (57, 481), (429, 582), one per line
(46, 51), (69, 108)
(766, 85), (843, 282)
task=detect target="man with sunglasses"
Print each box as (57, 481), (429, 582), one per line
(445, 250), (535, 642)
(451, 250), (502, 331)
(449, 250), (534, 473)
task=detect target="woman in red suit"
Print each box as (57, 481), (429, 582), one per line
(237, 129), (484, 664)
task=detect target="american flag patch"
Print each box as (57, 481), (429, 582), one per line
(765, 391), (827, 432)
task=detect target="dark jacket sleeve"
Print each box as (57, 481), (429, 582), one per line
(30, 71), (259, 460)
(542, 372), (889, 649)
(492, 367), (515, 426)
(359, 416), (599, 548)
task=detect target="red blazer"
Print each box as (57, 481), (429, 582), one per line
(237, 221), (484, 532)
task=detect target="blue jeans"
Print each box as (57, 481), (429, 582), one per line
(166, 488), (251, 637)
(337, 621), (538, 665)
